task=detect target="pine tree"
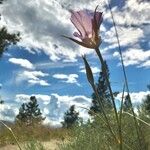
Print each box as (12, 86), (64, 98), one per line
(0, 1), (20, 57)
(62, 105), (79, 128)
(89, 61), (118, 115)
(142, 85), (150, 115)
(16, 96), (45, 126)
(123, 94), (132, 111)
(0, 99), (4, 104)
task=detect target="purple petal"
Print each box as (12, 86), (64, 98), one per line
(71, 11), (86, 38)
(77, 10), (93, 36)
(95, 12), (103, 29)
(71, 10), (93, 38)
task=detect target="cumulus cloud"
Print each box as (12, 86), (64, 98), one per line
(53, 73), (79, 85)
(43, 93), (91, 126)
(138, 60), (150, 68)
(102, 0), (150, 68)
(116, 91), (150, 105)
(28, 79), (49, 86)
(8, 58), (34, 69)
(1, 91), (149, 126)
(0, 0), (106, 62)
(16, 94), (51, 104)
(0, 103), (19, 121)
(80, 66), (100, 74)
(105, 0), (150, 26)
(0, 0), (149, 66)
(16, 70), (50, 86)
(14, 93), (91, 126)
(113, 49), (150, 67)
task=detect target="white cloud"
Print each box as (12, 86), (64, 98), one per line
(53, 73), (79, 85)
(80, 66), (100, 74)
(0, 0), (149, 65)
(105, 0), (150, 26)
(16, 70), (50, 86)
(102, 0), (150, 68)
(138, 60), (150, 68)
(28, 79), (50, 86)
(14, 93), (91, 126)
(104, 26), (143, 47)
(0, 103), (19, 122)
(8, 58), (34, 69)
(0, 83), (2, 88)
(116, 91), (150, 104)
(0, 0), (106, 62)
(113, 49), (150, 67)
(16, 94), (51, 104)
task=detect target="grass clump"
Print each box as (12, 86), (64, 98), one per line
(24, 140), (45, 150)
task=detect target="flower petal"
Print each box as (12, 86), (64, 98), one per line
(77, 10), (93, 37)
(71, 11), (86, 38)
(95, 12), (103, 29)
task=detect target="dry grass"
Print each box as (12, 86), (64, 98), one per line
(0, 123), (72, 148)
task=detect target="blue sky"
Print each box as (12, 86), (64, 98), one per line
(0, 0), (150, 126)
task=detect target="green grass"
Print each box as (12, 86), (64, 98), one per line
(60, 113), (150, 150)
(23, 140), (45, 150)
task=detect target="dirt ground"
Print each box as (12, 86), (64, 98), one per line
(0, 140), (63, 150)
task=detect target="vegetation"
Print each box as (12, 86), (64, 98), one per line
(24, 140), (45, 150)
(0, 1), (149, 150)
(0, 124), (72, 147)
(61, 105), (79, 128)
(89, 61), (118, 115)
(0, 0), (20, 57)
(15, 96), (45, 126)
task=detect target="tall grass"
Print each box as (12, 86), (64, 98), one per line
(60, 112), (150, 150)
(0, 123), (72, 148)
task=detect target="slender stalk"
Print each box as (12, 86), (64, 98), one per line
(0, 121), (22, 150)
(123, 111), (150, 127)
(106, 1), (143, 149)
(95, 48), (121, 145)
(92, 83), (119, 143)
(82, 56), (119, 143)
(119, 84), (125, 150)
(78, 105), (133, 150)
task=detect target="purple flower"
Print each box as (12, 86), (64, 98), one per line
(64, 6), (103, 49)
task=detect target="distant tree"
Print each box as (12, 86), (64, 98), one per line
(16, 96), (45, 126)
(62, 105), (79, 128)
(147, 84), (150, 91)
(0, 0), (20, 57)
(141, 85), (150, 115)
(0, 99), (4, 104)
(0, 27), (20, 57)
(89, 61), (118, 115)
(123, 94), (132, 111)
(143, 94), (150, 114)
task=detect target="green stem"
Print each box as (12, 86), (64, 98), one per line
(106, 1), (143, 149)
(95, 48), (121, 149)
(119, 84), (125, 150)
(92, 83), (119, 144)
(123, 111), (150, 127)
